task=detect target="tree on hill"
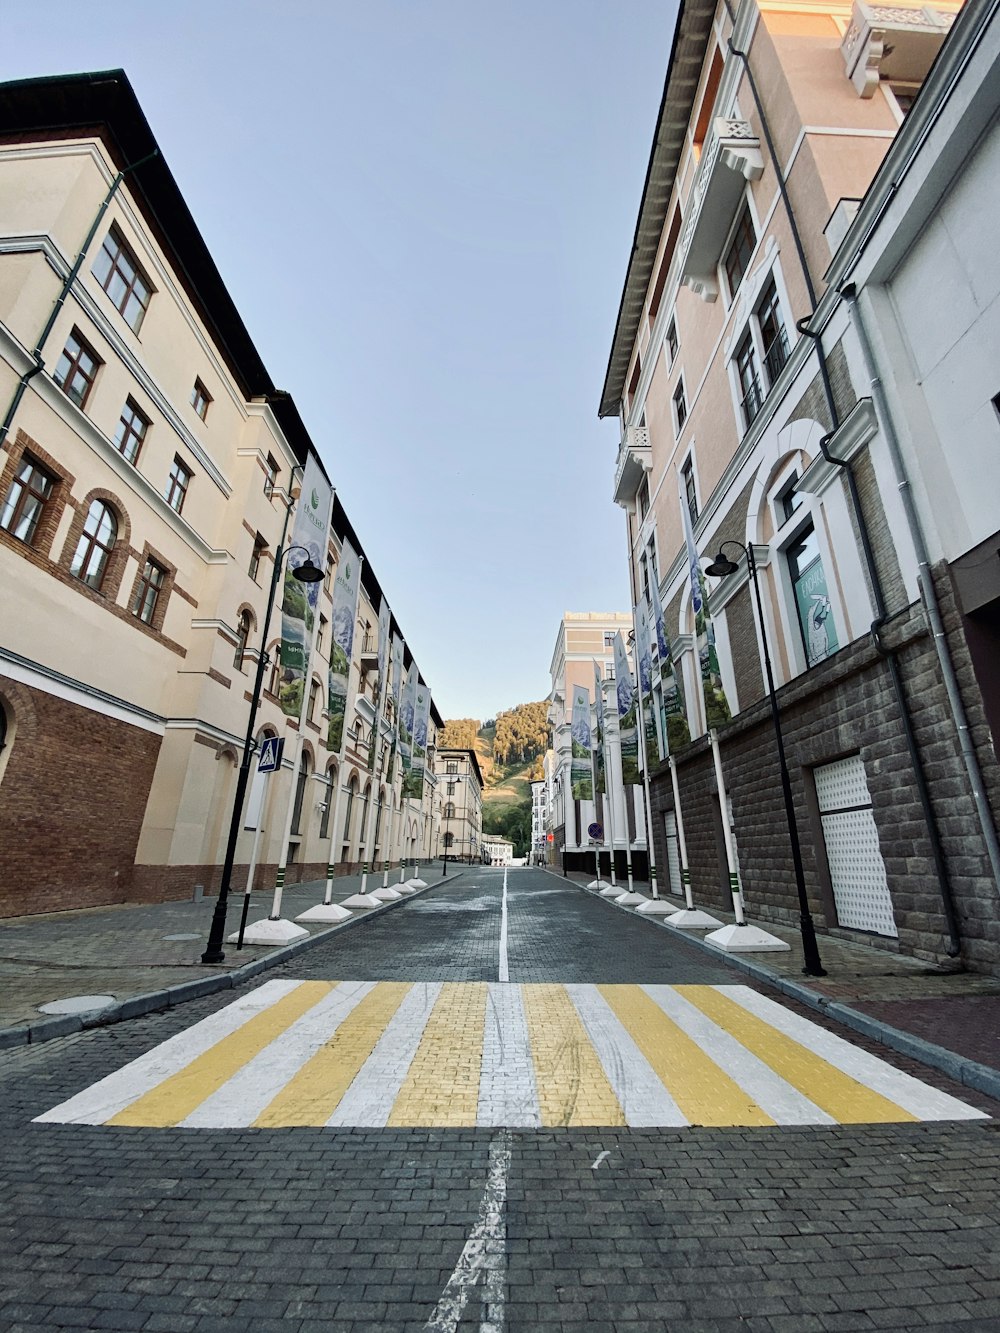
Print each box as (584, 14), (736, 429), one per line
(439, 718), (480, 751)
(492, 701), (549, 766)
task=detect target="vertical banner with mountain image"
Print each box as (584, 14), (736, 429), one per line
(651, 562), (690, 756)
(387, 633), (404, 782)
(593, 662), (606, 796)
(398, 661), (418, 787)
(570, 685), (593, 801)
(679, 480), (732, 731)
(278, 454), (332, 718)
(635, 601), (660, 773)
(613, 631), (642, 786)
(325, 537), (361, 756)
(403, 682), (431, 799)
(367, 597), (391, 774)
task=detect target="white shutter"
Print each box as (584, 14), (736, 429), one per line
(815, 755), (897, 937)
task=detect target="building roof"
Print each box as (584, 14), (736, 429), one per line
(437, 747), (485, 789)
(598, 0), (719, 419)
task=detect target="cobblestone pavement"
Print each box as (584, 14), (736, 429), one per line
(4, 867), (1000, 1330)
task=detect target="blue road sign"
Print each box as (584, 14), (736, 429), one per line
(257, 736), (284, 773)
(587, 822), (603, 839)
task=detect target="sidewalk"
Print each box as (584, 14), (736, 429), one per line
(0, 865), (455, 1046)
(564, 869), (1000, 1100)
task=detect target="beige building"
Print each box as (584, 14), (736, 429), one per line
(602, 0), (1000, 968)
(0, 70), (441, 917)
(433, 747), (483, 864)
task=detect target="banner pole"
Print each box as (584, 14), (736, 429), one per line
(710, 728), (746, 924)
(668, 755), (694, 910)
(322, 769), (345, 904)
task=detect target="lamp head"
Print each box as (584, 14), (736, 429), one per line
(292, 558), (324, 584)
(705, 552), (739, 578)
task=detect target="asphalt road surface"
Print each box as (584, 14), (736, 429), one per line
(4, 866), (1000, 1332)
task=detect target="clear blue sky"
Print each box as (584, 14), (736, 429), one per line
(7, 1), (676, 720)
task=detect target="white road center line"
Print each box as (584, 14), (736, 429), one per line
(424, 1129), (511, 1333)
(498, 868), (509, 983)
(591, 1150), (611, 1170)
(478, 983), (540, 1128)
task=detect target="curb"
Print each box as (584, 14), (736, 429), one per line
(559, 872), (1000, 1105)
(0, 871), (465, 1052)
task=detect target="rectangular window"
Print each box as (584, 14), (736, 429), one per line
(92, 226), (152, 333)
(114, 397), (150, 464)
(666, 320), (678, 364)
(735, 331), (763, 431)
(0, 455), (55, 544)
(673, 380), (688, 434)
(757, 278), (789, 386)
(446, 761), (458, 774)
(264, 452), (279, 497)
(723, 205), (756, 298)
(190, 378), (212, 421)
(682, 456), (698, 524)
(787, 521), (839, 667)
(132, 558), (166, 625)
(164, 456), (192, 514)
(776, 473), (801, 525)
(54, 328), (101, 409)
(637, 476), (650, 519)
(249, 533), (267, 581)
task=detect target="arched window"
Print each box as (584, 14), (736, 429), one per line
(234, 609), (251, 669)
(291, 752), (312, 835)
(267, 641), (282, 696)
(70, 500), (117, 590)
(443, 831), (455, 848)
(444, 802), (455, 820)
(343, 775), (358, 846)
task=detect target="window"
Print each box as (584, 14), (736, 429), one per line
(887, 82), (920, 117)
(320, 767), (335, 839)
(264, 453), (279, 497)
(673, 380), (688, 434)
(666, 320), (678, 365)
(291, 754), (311, 835)
(317, 614), (327, 658)
(786, 521), (839, 668)
(190, 378), (211, 421)
(682, 456), (698, 524)
(735, 330), (763, 431)
(234, 609), (251, 668)
(637, 476), (650, 520)
(267, 646), (282, 696)
(603, 632), (616, 650)
(723, 205), (756, 298)
(309, 677), (321, 722)
(0, 455), (55, 545)
(249, 533), (267, 581)
(70, 500), (117, 591)
(444, 802), (456, 819)
(54, 328), (101, 409)
(757, 278), (789, 386)
(132, 557), (166, 625)
(114, 398), (150, 464)
(92, 227), (152, 333)
(776, 472), (801, 525)
(164, 456), (191, 514)
(446, 761), (458, 774)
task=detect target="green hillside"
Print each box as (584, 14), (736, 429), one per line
(440, 705), (547, 857)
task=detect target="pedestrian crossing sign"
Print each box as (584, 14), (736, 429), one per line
(257, 737), (284, 773)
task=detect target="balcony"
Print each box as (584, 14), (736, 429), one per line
(612, 424), (652, 509)
(841, 0), (955, 98)
(359, 634), (378, 674)
(763, 325), (790, 386)
(679, 118), (764, 302)
(739, 374), (764, 434)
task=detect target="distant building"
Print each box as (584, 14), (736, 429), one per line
(433, 747), (483, 863)
(529, 779), (548, 865)
(482, 835), (513, 867)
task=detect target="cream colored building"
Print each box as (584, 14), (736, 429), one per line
(433, 747), (483, 864)
(0, 70), (441, 917)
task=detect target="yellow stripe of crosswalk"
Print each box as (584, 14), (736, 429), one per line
(388, 982), (487, 1127)
(600, 983), (774, 1127)
(679, 986), (918, 1124)
(522, 983), (625, 1127)
(254, 982), (411, 1127)
(108, 981), (335, 1127)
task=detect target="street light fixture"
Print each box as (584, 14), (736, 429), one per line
(704, 540), (826, 977)
(201, 541), (324, 965)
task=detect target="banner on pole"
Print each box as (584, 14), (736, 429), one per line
(325, 537), (361, 756)
(367, 597), (392, 774)
(402, 682), (431, 799)
(398, 661), (418, 786)
(278, 454), (331, 718)
(592, 662), (606, 796)
(651, 561), (690, 756)
(635, 602), (660, 773)
(570, 685), (594, 801)
(679, 483), (732, 730)
(613, 631), (641, 786)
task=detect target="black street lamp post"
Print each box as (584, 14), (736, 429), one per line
(705, 541), (826, 977)
(201, 535), (324, 965)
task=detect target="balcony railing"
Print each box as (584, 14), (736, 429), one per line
(763, 326), (790, 386)
(679, 118), (765, 302)
(740, 375), (764, 433)
(612, 424), (652, 509)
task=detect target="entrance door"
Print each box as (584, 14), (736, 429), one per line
(815, 755), (897, 936)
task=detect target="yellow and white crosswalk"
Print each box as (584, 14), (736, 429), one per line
(35, 980), (988, 1129)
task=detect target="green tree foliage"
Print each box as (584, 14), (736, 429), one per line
(482, 803), (532, 857)
(491, 701), (549, 767)
(439, 718), (481, 751)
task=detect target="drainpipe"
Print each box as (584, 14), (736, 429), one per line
(0, 146), (159, 453)
(841, 283), (1000, 899)
(725, 4), (963, 951)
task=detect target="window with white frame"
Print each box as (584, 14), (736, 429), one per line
(728, 270), (792, 435)
(681, 455), (698, 524)
(785, 520), (839, 668)
(673, 379), (688, 435)
(722, 203), (756, 299)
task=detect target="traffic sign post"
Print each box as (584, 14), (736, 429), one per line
(257, 736), (284, 773)
(587, 822), (604, 888)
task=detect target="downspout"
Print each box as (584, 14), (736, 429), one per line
(0, 146), (160, 453)
(725, 0), (963, 951)
(841, 283), (1000, 900)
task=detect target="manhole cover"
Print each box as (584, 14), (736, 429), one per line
(163, 933), (201, 941)
(38, 994), (116, 1016)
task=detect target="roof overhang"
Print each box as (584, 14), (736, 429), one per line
(598, 0), (719, 419)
